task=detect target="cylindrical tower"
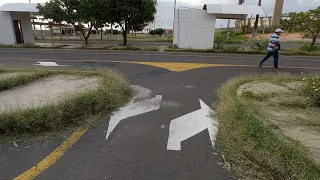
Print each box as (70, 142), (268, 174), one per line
(272, 0), (284, 28)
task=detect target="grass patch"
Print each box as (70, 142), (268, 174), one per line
(165, 47), (265, 55)
(215, 30), (248, 44)
(300, 44), (320, 52)
(215, 74), (320, 179)
(111, 46), (143, 51)
(165, 46), (320, 56)
(143, 47), (160, 51)
(0, 69), (131, 135)
(301, 74), (320, 106)
(0, 43), (67, 49)
(0, 70), (54, 91)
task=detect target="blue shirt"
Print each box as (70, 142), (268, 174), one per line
(267, 33), (280, 52)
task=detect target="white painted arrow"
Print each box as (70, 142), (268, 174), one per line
(106, 95), (162, 140)
(34, 61), (68, 67)
(167, 100), (218, 151)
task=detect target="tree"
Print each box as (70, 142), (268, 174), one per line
(37, 0), (65, 40)
(130, 23), (148, 32)
(286, 7), (320, 47)
(153, 28), (164, 37)
(38, 0), (110, 45)
(105, 0), (157, 45)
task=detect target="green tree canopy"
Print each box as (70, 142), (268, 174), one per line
(105, 0), (157, 45)
(37, 0), (110, 45)
(153, 28), (164, 36)
(37, 0), (65, 23)
(285, 7), (320, 47)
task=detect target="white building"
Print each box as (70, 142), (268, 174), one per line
(0, 3), (38, 45)
(173, 4), (265, 49)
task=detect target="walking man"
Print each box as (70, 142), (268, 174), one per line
(259, 28), (284, 70)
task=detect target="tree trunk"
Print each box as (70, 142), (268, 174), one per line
(122, 22), (128, 46)
(123, 32), (127, 46)
(82, 26), (93, 45)
(251, 15), (259, 49)
(111, 23), (113, 40)
(100, 28), (103, 40)
(311, 37), (316, 47)
(50, 23), (54, 45)
(60, 24), (62, 40)
(84, 37), (89, 45)
(40, 25), (43, 39)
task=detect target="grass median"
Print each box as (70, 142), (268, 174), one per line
(166, 46), (320, 56)
(215, 74), (320, 180)
(0, 69), (131, 136)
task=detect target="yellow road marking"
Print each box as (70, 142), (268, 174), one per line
(109, 61), (320, 72)
(132, 62), (255, 72)
(13, 127), (88, 180)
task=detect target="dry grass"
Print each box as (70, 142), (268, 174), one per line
(0, 69), (131, 135)
(215, 73), (320, 180)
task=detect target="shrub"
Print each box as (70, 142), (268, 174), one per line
(300, 44), (320, 52)
(153, 28), (164, 36)
(255, 40), (269, 50)
(106, 29), (120, 35)
(301, 74), (320, 106)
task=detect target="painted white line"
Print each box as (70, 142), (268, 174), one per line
(106, 95), (163, 140)
(167, 99), (218, 151)
(34, 61), (69, 67)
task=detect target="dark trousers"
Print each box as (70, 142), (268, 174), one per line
(259, 51), (279, 69)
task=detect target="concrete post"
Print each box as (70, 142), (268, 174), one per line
(272, 0), (284, 28)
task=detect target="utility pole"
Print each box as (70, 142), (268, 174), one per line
(251, 0), (262, 49)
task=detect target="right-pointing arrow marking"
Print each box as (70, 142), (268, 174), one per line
(167, 99), (218, 151)
(106, 95), (162, 140)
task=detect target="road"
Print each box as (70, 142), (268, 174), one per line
(0, 48), (319, 180)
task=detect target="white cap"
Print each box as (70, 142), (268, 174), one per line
(275, 28), (284, 33)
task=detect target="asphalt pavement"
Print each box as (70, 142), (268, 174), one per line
(0, 48), (319, 180)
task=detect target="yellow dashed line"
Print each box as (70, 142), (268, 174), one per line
(13, 127), (88, 180)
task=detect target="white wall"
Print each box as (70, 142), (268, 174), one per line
(173, 9), (216, 50)
(0, 12), (15, 44)
(10, 12), (34, 44)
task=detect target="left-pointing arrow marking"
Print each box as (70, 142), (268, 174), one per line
(106, 95), (162, 140)
(167, 99), (218, 151)
(34, 61), (68, 67)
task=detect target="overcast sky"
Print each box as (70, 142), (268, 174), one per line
(1, 0), (319, 28)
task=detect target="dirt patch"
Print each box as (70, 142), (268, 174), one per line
(283, 126), (320, 164)
(237, 82), (290, 95)
(256, 32), (310, 41)
(0, 75), (100, 113)
(284, 81), (303, 90)
(0, 73), (27, 81)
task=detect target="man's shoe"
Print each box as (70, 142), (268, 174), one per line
(258, 64), (262, 68)
(273, 67), (279, 71)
